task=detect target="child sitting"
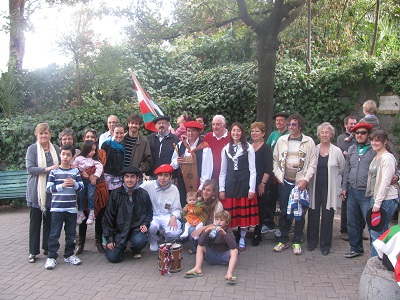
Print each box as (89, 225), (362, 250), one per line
(184, 210), (239, 284)
(344, 99), (379, 142)
(74, 140), (103, 225)
(180, 192), (206, 253)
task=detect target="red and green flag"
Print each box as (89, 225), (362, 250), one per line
(373, 224), (400, 286)
(129, 69), (163, 132)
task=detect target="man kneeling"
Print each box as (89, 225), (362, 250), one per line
(102, 167), (153, 263)
(140, 164), (182, 251)
(184, 210), (239, 284)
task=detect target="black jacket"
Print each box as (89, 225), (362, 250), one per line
(102, 186), (153, 247)
(147, 132), (179, 177)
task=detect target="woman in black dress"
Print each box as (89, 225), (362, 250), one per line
(250, 122), (273, 246)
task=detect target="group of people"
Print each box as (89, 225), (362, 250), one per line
(25, 100), (399, 282)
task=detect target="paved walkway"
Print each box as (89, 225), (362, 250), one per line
(0, 206), (371, 299)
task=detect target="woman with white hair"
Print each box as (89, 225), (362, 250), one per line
(307, 122), (345, 256)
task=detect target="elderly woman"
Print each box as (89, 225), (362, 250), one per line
(308, 122), (345, 256)
(26, 123), (60, 263)
(75, 128), (109, 254)
(171, 121), (213, 207)
(250, 122), (273, 246)
(366, 130), (399, 257)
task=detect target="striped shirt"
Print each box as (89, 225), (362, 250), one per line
(46, 167), (83, 213)
(124, 135), (137, 167)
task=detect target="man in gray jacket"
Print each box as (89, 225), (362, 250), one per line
(341, 123), (375, 258)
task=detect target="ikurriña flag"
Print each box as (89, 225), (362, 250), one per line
(128, 69), (164, 132)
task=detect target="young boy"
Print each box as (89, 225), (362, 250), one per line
(44, 144), (84, 270)
(344, 99), (379, 142)
(184, 210), (239, 284)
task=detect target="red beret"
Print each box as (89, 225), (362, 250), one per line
(351, 123), (373, 133)
(154, 164), (174, 174)
(184, 121), (203, 130)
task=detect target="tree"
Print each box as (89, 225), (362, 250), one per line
(57, 6), (95, 106)
(7, 0), (86, 72)
(8, 0), (26, 72)
(129, 0), (310, 133)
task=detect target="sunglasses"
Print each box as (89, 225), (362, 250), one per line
(355, 131), (368, 135)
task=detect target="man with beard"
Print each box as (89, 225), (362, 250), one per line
(123, 114), (152, 178)
(147, 116), (179, 179)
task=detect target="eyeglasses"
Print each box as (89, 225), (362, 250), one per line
(355, 131), (368, 135)
(287, 123), (298, 127)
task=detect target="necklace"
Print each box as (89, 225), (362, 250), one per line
(320, 144), (330, 156)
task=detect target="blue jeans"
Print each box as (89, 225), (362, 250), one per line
(78, 178), (95, 211)
(278, 181), (306, 244)
(48, 212), (77, 259)
(370, 198), (399, 257)
(346, 186), (371, 253)
(105, 231), (148, 263)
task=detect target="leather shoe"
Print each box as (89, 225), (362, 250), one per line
(307, 245), (316, 251)
(341, 232), (349, 241)
(321, 249), (329, 256)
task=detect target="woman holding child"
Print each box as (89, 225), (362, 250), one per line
(26, 123), (60, 263)
(75, 128), (109, 254)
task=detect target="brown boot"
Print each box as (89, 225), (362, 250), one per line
(95, 233), (105, 253)
(74, 235), (86, 255)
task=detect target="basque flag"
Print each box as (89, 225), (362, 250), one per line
(128, 69), (164, 132)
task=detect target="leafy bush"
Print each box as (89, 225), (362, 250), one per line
(0, 98), (138, 169)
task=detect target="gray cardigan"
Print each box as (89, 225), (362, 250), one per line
(25, 143), (60, 207)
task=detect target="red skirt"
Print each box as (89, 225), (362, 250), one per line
(222, 195), (259, 228)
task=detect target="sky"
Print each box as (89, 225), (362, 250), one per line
(0, 1), (132, 72)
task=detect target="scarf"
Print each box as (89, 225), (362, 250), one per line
(156, 180), (172, 191)
(36, 141), (59, 212)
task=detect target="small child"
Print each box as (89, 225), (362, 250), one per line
(45, 144), (84, 270)
(180, 192), (206, 252)
(344, 100), (379, 142)
(73, 140), (103, 225)
(184, 210), (239, 284)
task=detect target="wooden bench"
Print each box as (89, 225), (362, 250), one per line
(0, 170), (28, 201)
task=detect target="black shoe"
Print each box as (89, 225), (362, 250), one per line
(252, 235), (262, 246)
(344, 250), (362, 258)
(43, 250), (48, 256)
(321, 249), (329, 256)
(307, 245), (316, 251)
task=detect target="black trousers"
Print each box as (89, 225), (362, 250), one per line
(29, 206), (51, 255)
(307, 184), (334, 252)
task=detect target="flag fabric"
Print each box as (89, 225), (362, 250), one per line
(129, 69), (164, 132)
(373, 224), (400, 286)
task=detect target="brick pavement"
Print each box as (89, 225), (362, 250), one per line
(0, 206), (370, 299)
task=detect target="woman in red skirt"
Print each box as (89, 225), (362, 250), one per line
(219, 122), (258, 251)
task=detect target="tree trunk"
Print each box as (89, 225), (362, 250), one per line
(257, 33), (280, 136)
(75, 56), (83, 106)
(9, 0), (26, 72)
(369, 0), (380, 56)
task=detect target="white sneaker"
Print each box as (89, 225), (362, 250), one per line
(149, 243), (158, 252)
(64, 255), (82, 265)
(133, 253), (142, 259)
(86, 211), (94, 225)
(45, 258), (57, 270)
(76, 211), (86, 225)
(261, 225), (275, 234)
